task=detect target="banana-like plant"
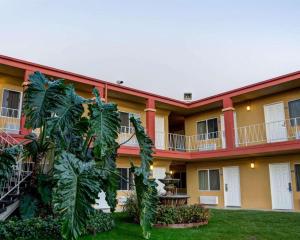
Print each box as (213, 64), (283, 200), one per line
(16, 71), (158, 239)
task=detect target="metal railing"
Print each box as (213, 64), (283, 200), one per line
(0, 107), (20, 134)
(168, 131), (225, 152)
(118, 126), (138, 146)
(235, 117), (300, 147)
(0, 131), (33, 202)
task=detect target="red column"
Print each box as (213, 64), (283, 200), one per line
(95, 85), (106, 102)
(145, 98), (156, 144)
(222, 97), (235, 150)
(20, 70), (32, 135)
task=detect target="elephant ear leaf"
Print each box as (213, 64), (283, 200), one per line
(89, 88), (120, 161)
(130, 117), (154, 182)
(23, 71), (67, 129)
(0, 146), (22, 184)
(130, 117), (158, 239)
(52, 151), (101, 240)
(20, 194), (38, 219)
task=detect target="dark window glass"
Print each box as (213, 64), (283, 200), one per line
(198, 169), (220, 191)
(1, 90), (21, 118)
(295, 164), (300, 192)
(120, 112), (129, 128)
(207, 118), (218, 139)
(288, 100), (300, 126)
(209, 169), (220, 190)
(173, 172), (186, 189)
(197, 121), (207, 140)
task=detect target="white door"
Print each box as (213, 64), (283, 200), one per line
(220, 114), (226, 149)
(153, 167), (166, 195)
(155, 116), (165, 149)
(269, 163), (293, 210)
(264, 102), (287, 143)
(223, 166), (241, 207)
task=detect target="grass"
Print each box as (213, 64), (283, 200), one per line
(81, 209), (300, 240)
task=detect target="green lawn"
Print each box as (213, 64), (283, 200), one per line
(81, 209), (300, 240)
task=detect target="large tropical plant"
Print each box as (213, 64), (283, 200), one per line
(18, 71), (158, 239)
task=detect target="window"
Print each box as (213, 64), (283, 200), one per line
(295, 164), (300, 192)
(173, 172), (186, 189)
(120, 112), (141, 133)
(198, 169), (220, 191)
(288, 99), (300, 126)
(197, 118), (218, 140)
(1, 89), (21, 118)
(117, 168), (133, 191)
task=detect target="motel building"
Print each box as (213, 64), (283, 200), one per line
(1, 54), (300, 212)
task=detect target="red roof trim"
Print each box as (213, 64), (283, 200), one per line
(0, 54), (300, 109)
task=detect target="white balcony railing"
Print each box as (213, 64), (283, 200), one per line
(235, 117), (300, 147)
(168, 131), (225, 152)
(0, 107), (20, 134)
(118, 126), (138, 147)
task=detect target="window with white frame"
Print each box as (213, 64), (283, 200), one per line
(288, 99), (300, 126)
(198, 169), (220, 191)
(120, 111), (141, 133)
(196, 118), (218, 140)
(117, 168), (133, 191)
(1, 89), (21, 118)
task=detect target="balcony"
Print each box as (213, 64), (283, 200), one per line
(0, 107), (20, 134)
(235, 117), (300, 147)
(117, 126), (138, 147)
(157, 131), (225, 152)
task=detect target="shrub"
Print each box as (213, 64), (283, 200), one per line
(0, 216), (62, 240)
(123, 193), (140, 223)
(156, 204), (210, 225)
(86, 210), (115, 235)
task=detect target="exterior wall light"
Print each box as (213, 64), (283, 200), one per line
(150, 165), (153, 170)
(170, 170), (173, 175)
(250, 162), (255, 169)
(246, 105), (251, 111)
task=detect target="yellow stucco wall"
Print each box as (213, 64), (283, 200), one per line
(0, 73), (23, 130)
(186, 154), (300, 211)
(235, 88), (300, 128)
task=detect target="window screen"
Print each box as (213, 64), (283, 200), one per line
(198, 169), (220, 191)
(1, 90), (21, 118)
(288, 100), (300, 126)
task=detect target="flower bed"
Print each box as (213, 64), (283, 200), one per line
(154, 204), (210, 228)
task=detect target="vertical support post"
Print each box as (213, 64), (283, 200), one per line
(20, 70), (32, 135)
(145, 98), (156, 145)
(222, 97), (235, 150)
(95, 85), (106, 102)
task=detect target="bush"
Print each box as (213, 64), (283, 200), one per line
(0, 216), (62, 240)
(86, 210), (115, 235)
(123, 193), (140, 223)
(156, 204), (210, 225)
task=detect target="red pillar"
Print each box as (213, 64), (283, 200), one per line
(20, 70), (32, 135)
(95, 85), (106, 102)
(145, 98), (156, 144)
(222, 97), (235, 150)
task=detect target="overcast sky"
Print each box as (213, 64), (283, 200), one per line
(1, 0), (300, 100)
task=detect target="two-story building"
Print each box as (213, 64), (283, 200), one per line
(0, 54), (300, 211)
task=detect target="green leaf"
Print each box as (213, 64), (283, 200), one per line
(0, 146), (22, 184)
(37, 174), (52, 205)
(90, 88), (120, 161)
(130, 116), (158, 239)
(53, 151), (101, 240)
(130, 117), (154, 182)
(133, 174), (158, 239)
(23, 71), (67, 129)
(49, 87), (86, 141)
(20, 194), (38, 219)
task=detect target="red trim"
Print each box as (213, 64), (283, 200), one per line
(145, 98), (156, 143)
(222, 98), (235, 150)
(1, 54), (300, 109)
